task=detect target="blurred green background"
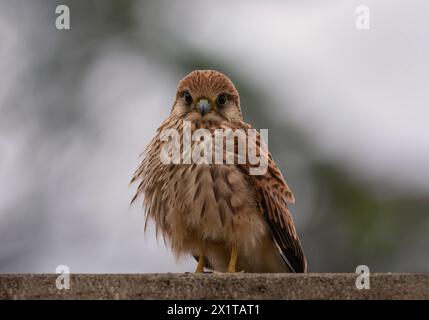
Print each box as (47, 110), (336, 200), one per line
(0, 0), (428, 272)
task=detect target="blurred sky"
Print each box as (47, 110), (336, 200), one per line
(0, 0), (428, 273)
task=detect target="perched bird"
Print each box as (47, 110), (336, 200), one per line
(131, 70), (307, 273)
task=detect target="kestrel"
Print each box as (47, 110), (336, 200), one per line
(131, 70), (307, 273)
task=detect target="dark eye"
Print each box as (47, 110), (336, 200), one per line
(216, 94), (228, 106)
(183, 91), (193, 105)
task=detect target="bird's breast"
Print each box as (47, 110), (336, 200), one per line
(163, 163), (260, 243)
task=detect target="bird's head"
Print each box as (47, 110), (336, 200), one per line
(171, 70), (242, 123)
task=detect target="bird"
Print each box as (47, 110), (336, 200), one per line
(131, 70), (307, 273)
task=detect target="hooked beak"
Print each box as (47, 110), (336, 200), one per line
(196, 99), (211, 117)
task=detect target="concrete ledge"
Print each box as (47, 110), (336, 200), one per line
(0, 273), (428, 300)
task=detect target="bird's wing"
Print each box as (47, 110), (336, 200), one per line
(230, 120), (307, 273)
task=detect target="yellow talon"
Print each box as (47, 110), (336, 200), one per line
(227, 243), (238, 273)
(195, 255), (205, 273)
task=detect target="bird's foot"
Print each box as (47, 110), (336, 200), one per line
(226, 266), (235, 273)
(226, 243), (238, 273)
(195, 266), (204, 273)
(194, 255), (205, 273)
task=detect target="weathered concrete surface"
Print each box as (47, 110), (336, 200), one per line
(0, 273), (428, 300)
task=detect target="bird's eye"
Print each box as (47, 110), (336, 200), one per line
(216, 94), (228, 106)
(183, 91), (193, 105)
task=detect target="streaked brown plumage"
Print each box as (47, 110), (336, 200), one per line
(131, 70), (307, 273)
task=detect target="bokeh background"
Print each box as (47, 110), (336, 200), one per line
(0, 0), (428, 273)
